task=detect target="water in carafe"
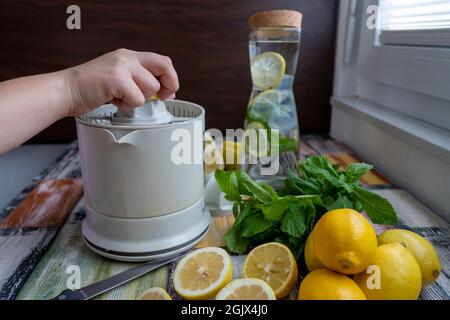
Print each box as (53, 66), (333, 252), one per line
(243, 21), (302, 188)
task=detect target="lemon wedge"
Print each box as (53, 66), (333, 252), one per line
(215, 278), (276, 300)
(251, 52), (286, 90)
(173, 247), (232, 300)
(243, 242), (298, 299)
(138, 287), (172, 300)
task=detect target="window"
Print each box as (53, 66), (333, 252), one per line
(347, 0), (450, 131)
(330, 0), (450, 218)
(332, 0), (450, 129)
(378, 0), (450, 46)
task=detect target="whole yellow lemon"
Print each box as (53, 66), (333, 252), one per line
(298, 269), (366, 300)
(313, 209), (377, 274)
(304, 230), (325, 272)
(378, 229), (440, 287)
(354, 243), (422, 300)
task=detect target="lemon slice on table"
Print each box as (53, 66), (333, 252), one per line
(243, 242), (298, 299)
(138, 287), (172, 300)
(173, 247), (232, 300)
(251, 52), (286, 90)
(215, 278), (276, 300)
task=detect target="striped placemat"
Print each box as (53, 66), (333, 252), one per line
(0, 137), (448, 300)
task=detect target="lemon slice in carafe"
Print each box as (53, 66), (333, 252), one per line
(243, 121), (269, 158)
(247, 89), (290, 121)
(251, 52), (286, 90)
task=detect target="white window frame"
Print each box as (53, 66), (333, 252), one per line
(379, 29), (450, 47)
(331, 0), (450, 219)
(336, 0), (450, 129)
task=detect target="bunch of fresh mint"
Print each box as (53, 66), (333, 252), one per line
(215, 155), (398, 258)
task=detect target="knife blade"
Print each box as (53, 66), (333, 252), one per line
(51, 254), (183, 300)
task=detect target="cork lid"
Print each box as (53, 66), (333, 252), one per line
(249, 10), (302, 30)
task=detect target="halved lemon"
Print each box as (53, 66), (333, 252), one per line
(138, 287), (172, 300)
(222, 140), (242, 171)
(251, 52), (286, 90)
(173, 247), (232, 300)
(204, 140), (225, 176)
(147, 93), (160, 100)
(243, 242), (298, 299)
(215, 278), (276, 300)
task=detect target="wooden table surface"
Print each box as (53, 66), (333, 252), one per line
(0, 136), (449, 300)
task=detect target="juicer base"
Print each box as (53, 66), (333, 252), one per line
(82, 198), (211, 262)
(82, 226), (209, 262)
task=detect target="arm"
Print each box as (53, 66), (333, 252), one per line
(0, 48), (179, 154)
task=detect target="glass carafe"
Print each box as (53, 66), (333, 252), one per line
(243, 22), (302, 187)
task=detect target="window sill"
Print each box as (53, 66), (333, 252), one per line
(330, 96), (450, 220)
(331, 96), (450, 164)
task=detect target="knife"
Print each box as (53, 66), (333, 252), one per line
(50, 254), (182, 300)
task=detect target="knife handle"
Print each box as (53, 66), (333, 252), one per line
(50, 289), (78, 300)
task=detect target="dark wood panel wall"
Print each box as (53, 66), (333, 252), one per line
(0, 0), (337, 143)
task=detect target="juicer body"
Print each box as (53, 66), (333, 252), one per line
(76, 100), (210, 261)
(76, 111), (204, 219)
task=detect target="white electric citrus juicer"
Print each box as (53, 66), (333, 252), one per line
(76, 98), (211, 262)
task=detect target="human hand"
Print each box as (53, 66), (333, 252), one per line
(63, 48), (179, 116)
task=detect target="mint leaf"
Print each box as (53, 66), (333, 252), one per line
(232, 201), (240, 219)
(234, 202), (254, 226)
(283, 172), (321, 195)
(225, 227), (249, 254)
(259, 183), (278, 199)
(279, 136), (299, 153)
(215, 170), (240, 201)
(262, 199), (289, 222)
(346, 163), (373, 183)
(352, 186), (398, 225)
(300, 155), (339, 178)
(327, 193), (354, 211)
(281, 200), (315, 238)
(241, 214), (273, 238)
(332, 163), (342, 171)
(281, 208), (306, 238)
(299, 156), (351, 192)
(239, 172), (275, 203)
(250, 229), (281, 246)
